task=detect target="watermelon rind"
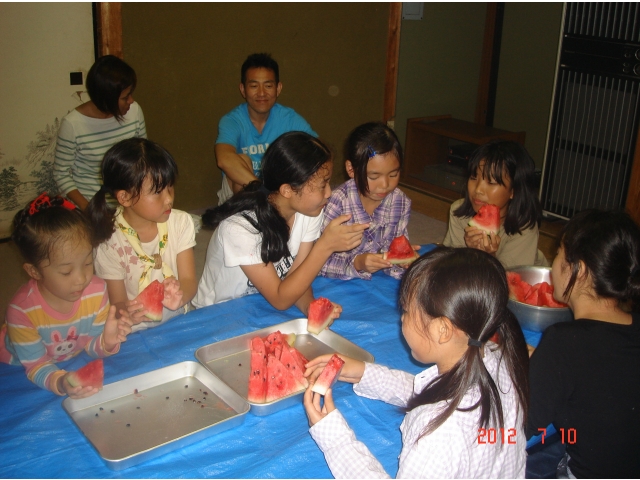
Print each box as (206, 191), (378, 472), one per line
(468, 204), (500, 236)
(311, 354), (345, 395)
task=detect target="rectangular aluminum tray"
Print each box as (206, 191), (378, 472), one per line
(195, 318), (374, 416)
(62, 361), (249, 470)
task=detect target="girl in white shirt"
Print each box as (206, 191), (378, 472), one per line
(87, 138), (197, 331)
(304, 247), (530, 478)
(193, 131), (369, 319)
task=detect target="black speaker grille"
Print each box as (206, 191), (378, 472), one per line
(565, 2), (640, 42)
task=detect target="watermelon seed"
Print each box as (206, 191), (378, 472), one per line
(126, 424), (130, 427)
(203, 391), (208, 395)
(166, 396), (169, 399)
(238, 363), (242, 366)
(95, 413), (99, 417)
(111, 410), (115, 413)
(134, 389), (138, 394)
(136, 406), (140, 409)
(200, 405), (204, 408)
(184, 385), (188, 388)
(99, 407), (104, 411)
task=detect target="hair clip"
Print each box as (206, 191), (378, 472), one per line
(367, 146), (377, 158)
(28, 193), (76, 215)
(467, 337), (482, 348)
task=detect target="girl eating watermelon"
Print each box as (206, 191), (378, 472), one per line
(526, 209), (640, 478)
(0, 194), (132, 398)
(304, 247), (530, 477)
(86, 138), (197, 331)
(193, 131), (368, 318)
(442, 140), (548, 269)
(319, 122), (418, 280)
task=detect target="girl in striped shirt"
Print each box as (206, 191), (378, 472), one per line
(54, 55), (146, 210)
(0, 194), (132, 397)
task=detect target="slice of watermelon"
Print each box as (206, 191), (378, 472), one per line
(247, 337), (267, 403)
(134, 280), (164, 321)
(307, 297), (334, 335)
(263, 331), (286, 356)
(289, 346), (309, 371)
(540, 291), (567, 308)
(265, 355), (304, 403)
(67, 358), (104, 389)
(469, 204), (501, 235)
(311, 354), (345, 395)
(507, 272), (530, 302)
(383, 235), (418, 265)
(279, 344), (309, 389)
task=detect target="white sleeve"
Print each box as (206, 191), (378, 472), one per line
(354, 363), (416, 407)
(301, 213), (323, 243)
(171, 211), (196, 254)
(220, 217), (264, 267)
(94, 236), (126, 281)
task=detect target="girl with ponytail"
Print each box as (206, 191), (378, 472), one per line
(193, 131), (368, 318)
(303, 247), (529, 478)
(527, 209), (640, 478)
(86, 138), (197, 331)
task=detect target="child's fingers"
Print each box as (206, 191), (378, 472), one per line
(323, 388), (336, 413)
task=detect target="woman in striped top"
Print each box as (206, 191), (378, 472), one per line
(54, 55), (146, 210)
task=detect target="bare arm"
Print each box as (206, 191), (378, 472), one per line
(215, 143), (257, 192)
(241, 215), (368, 311)
(65, 189), (89, 210)
(175, 247), (197, 307)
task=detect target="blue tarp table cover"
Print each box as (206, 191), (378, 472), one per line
(0, 244), (542, 478)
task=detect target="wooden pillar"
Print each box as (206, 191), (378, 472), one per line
(95, 2), (123, 58)
(625, 124), (640, 225)
(383, 3), (402, 125)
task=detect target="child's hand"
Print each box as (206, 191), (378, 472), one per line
(354, 253), (391, 273)
(326, 301), (342, 329)
(303, 353), (365, 385)
(58, 373), (100, 400)
(125, 299), (150, 324)
(103, 305), (132, 351)
(319, 214), (369, 254)
(464, 227), (501, 254)
(162, 276), (184, 311)
(303, 385), (336, 427)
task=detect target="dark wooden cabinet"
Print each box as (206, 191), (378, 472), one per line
(401, 115), (525, 201)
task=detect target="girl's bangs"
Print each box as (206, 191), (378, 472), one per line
(470, 155), (508, 186)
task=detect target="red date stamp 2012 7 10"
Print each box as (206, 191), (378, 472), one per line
(477, 428), (517, 444)
(538, 427), (577, 444)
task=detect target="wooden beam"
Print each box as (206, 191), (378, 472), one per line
(383, 3), (402, 124)
(475, 3), (502, 126)
(625, 123), (640, 225)
(95, 2), (123, 58)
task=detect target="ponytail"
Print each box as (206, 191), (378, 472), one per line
(401, 247), (529, 437)
(85, 186), (117, 246)
(202, 181), (290, 264)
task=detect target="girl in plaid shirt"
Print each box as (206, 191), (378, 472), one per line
(319, 122), (417, 280)
(305, 247), (530, 478)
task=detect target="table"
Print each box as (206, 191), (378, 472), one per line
(0, 245), (542, 478)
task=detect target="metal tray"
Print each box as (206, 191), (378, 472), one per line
(195, 318), (374, 416)
(62, 361), (249, 470)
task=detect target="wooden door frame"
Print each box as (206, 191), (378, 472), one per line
(95, 2), (123, 58)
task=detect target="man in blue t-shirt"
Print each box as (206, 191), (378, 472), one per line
(215, 53), (317, 204)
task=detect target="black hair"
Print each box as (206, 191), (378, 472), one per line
(400, 247), (529, 437)
(86, 55), (137, 122)
(86, 138), (178, 246)
(453, 140), (541, 235)
(12, 194), (92, 267)
(559, 209), (640, 310)
(344, 122), (403, 196)
(241, 53), (279, 84)
(202, 131), (332, 264)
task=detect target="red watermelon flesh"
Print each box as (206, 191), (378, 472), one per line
(311, 354), (345, 395)
(279, 344), (309, 389)
(307, 297), (334, 334)
(247, 338), (267, 403)
(289, 346), (309, 370)
(263, 331), (286, 356)
(134, 280), (164, 321)
(469, 204), (501, 235)
(265, 355), (304, 403)
(506, 272), (530, 302)
(67, 358), (104, 389)
(383, 235), (418, 265)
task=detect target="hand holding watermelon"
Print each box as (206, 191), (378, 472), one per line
(303, 353), (365, 386)
(161, 276), (184, 311)
(307, 297), (342, 334)
(59, 358), (104, 399)
(465, 204), (502, 254)
(303, 381), (336, 427)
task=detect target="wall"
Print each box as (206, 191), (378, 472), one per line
(122, 3), (389, 211)
(493, 3), (564, 168)
(394, 3), (487, 149)
(394, 2), (563, 172)
(0, 2), (94, 238)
